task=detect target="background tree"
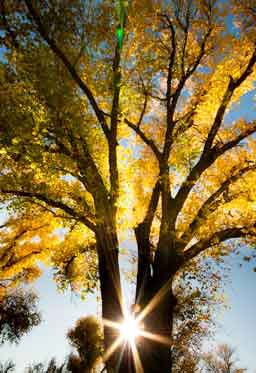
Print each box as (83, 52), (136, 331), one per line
(202, 344), (247, 373)
(0, 288), (41, 345)
(172, 259), (221, 372)
(0, 0), (256, 371)
(0, 361), (15, 373)
(66, 316), (103, 373)
(25, 359), (65, 373)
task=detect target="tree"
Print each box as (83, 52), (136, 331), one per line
(171, 261), (220, 372)
(67, 316), (103, 373)
(25, 359), (65, 373)
(0, 361), (15, 373)
(0, 288), (41, 345)
(202, 343), (247, 373)
(0, 223), (42, 346)
(0, 0), (256, 371)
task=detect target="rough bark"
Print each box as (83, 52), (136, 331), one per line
(96, 226), (122, 372)
(136, 280), (176, 373)
(135, 230), (179, 373)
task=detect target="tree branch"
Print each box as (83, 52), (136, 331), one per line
(109, 39), (123, 208)
(183, 226), (255, 263)
(142, 180), (161, 230)
(203, 77), (235, 153)
(233, 47), (256, 88)
(134, 180), (161, 303)
(173, 121), (256, 224)
(124, 118), (162, 162)
(24, 0), (110, 140)
(0, 0), (19, 49)
(137, 91), (149, 128)
(203, 48), (256, 154)
(0, 223), (49, 269)
(1, 248), (44, 271)
(0, 189), (96, 232)
(162, 23), (212, 162)
(181, 164), (256, 244)
(30, 200), (82, 222)
(180, 3), (191, 76)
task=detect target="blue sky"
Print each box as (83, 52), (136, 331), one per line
(206, 251), (256, 372)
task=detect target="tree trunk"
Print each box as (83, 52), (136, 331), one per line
(97, 221), (178, 372)
(96, 227), (135, 373)
(136, 281), (176, 372)
(96, 227), (121, 372)
(134, 230), (179, 373)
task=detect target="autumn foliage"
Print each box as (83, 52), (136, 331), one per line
(0, 0), (256, 371)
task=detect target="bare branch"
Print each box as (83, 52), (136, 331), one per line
(124, 118), (162, 162)
(137, 92), (149, 128)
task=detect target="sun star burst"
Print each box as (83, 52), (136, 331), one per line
(119, 314), (141, 343)
(102, 296), (173, 372)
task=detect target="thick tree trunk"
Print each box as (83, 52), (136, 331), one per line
(134, 229), (179, 373)
(96, 219), (179, 372)
(96, 227), (122, 372)
(96, 226), (134, 373)
(136, 280), (176, 372)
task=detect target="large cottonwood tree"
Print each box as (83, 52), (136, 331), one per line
(0, 0), (256, 371)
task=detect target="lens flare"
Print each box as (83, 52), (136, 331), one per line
(119, 315), (140, 343)
(102, 294), (173, 372)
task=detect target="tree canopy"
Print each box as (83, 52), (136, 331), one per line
(0, 287), (41, 345)
(202, 344), (247, 373)
(0, 0), (256, 371)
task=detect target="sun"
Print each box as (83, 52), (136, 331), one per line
(119, 315), (141, 343)
(102, 303), (172, 371)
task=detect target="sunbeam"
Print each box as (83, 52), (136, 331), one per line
(102, 288), (173, 372)
(101, 335), (123, 364)
(136, 277), (173, 323)
(140, 329), (172, 346)
(130, 339), (144, 373)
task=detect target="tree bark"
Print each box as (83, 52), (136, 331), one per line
(96, 227), (122, 372)
(97, 221), (178, 372)
(96, 225), (135, 373)
(135, 231), (178, 373)
(137, 293), (176, 373)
